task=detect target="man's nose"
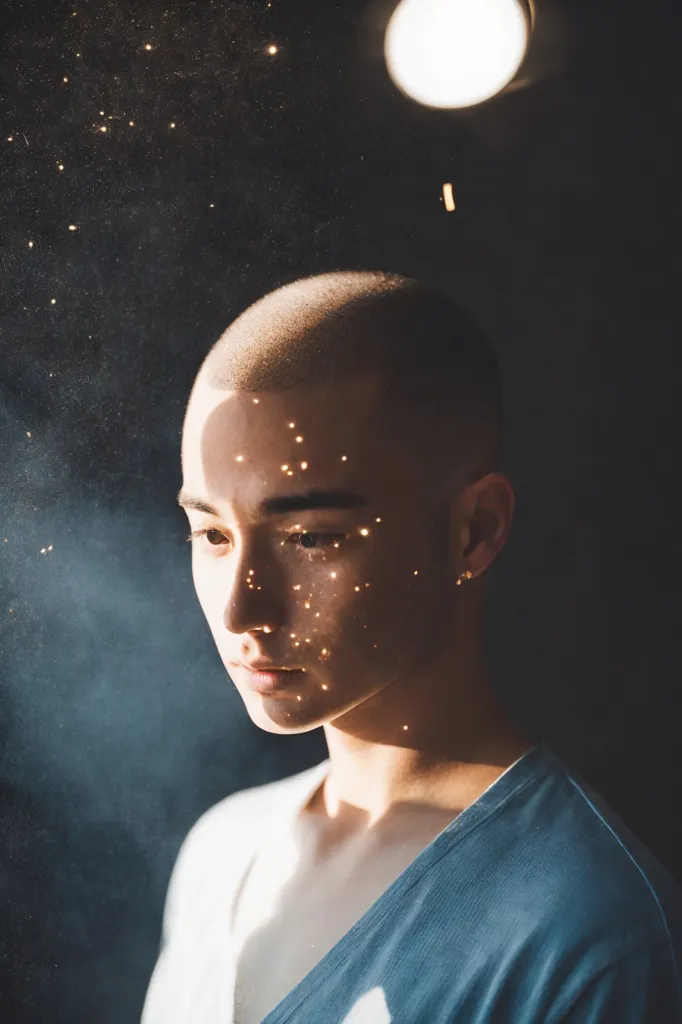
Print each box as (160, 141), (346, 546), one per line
(221, 546), (289, 636)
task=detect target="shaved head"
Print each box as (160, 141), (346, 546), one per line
(186, 270), (504, 513)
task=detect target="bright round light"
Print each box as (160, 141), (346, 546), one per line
(385, 0), (530, 110)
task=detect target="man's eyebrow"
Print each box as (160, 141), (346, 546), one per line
(176, 488), (369, 518)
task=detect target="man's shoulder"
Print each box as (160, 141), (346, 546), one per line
(177, 760), (326, 868)
(498, 751), (682, 956)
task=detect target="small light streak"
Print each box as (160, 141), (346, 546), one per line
(248, 569), (254, 576)
(304, 602), (310, 609)
(99, 110), (105, 115)
(267, 44), (278, 55)
(321, 648), (328, 655)
(321, 683), (328, 690)
(281, 464), (289, 471)
(354, 586), (360, 592)
(210, 203), (215, 208)
(68, 224), (78, 231)
(28, 240), (34, 248)
(295, 435), (303, 442)
(300, 461), (308, 470)
(76, 52), (81, 56)
(169, 122), (176, 128)
(443, 182), (456, 211)
(129, 121), (135, 126)
(144, 43), (153, 50)
(58, 163), (64, 170)
(297, 695), (302, 701)
(99, 126), (107, 132)
(63, 77), (69, 83)
(341, 455), (347, 461)
(26, 432), (31, 438)
(330, 572), (337, 579)
(413, 569), (418, 575)
(290, 633), (296, 639)
(359, 528), (369, 536)
(287, 470), (293, 476)
(293, 584), (301, 590)
(50, 298), (56, 304)
(288, 421), (295, 428)
(7, 137), (13, 142)
(403, 724), (409, 731)
(236, 454), (244, 461)
(375, 517), (382, 522)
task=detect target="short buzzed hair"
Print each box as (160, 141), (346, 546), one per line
(189, 270), (504, 507)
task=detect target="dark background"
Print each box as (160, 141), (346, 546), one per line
(1, 0), (680, 1020)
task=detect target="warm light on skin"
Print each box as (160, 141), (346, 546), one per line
(385, 0), (529, 109)
(178, 374), (511, 754)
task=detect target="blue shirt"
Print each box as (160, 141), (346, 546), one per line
(142, 741), (682, 1022)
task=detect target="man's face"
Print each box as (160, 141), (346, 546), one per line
(180, 375), (460, 735)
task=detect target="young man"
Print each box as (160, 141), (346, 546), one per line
(142, 271), (682, 1023)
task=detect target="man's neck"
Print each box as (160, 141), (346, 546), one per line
(313, 709), (533, 832)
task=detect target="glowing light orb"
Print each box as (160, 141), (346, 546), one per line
(384, 0), (530, 109)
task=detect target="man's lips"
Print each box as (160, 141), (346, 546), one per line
(232, 662), (307, 695)
(238, 661), (304, 672)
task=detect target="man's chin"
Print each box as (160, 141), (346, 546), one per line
(244, 697), (330, 735)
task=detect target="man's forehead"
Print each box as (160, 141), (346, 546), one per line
(182, 379), (383, 465)
(180, 380), (421, 516)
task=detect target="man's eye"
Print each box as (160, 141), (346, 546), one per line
(186, 529), (346, 553)
(286, 532), (347, 552)
(186, 528), (227, 546)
